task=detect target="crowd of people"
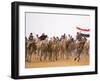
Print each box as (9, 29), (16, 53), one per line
(25, 32), (89, 62)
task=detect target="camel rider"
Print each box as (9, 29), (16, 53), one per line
(40, 33), (48, 40)
(76, 32), (82, 41)
(28, 33), (34, 42)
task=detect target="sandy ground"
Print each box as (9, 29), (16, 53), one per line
(25, 54), (89, 68)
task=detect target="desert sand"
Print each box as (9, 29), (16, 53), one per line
(25, 53), (89, 68)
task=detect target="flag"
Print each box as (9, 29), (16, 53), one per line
(76, 27), (90, 37)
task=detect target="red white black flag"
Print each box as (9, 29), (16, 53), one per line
(76, 27), (90, 37)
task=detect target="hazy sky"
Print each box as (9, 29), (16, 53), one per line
(25, 12), (90, 38)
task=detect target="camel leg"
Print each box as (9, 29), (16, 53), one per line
(74, 53), (81, 62)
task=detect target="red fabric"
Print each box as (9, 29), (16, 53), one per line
(76, 27), (90, 32)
